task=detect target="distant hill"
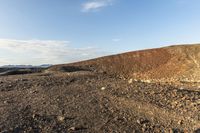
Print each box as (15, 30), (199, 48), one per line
(0, 64), (52, 68)
(0, 64), (52, 76)
(49, 44), (200, 83)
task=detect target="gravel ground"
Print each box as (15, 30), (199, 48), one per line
(0, 69), (199, 133)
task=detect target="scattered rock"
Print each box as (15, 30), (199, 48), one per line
(145, 80), (151, 83)
(68, 127), (76, 131)
(168, 128), (173, 133)
(128, 79), (133, 84)
(196, 99), (200, 104)
(57, 116), (65, 122)
(8, 84), (12, 87)
(29, 90), (37, 94)
(142, 127), (146, 132)
(32, 114), (36, 118)
(136, 119), (140, 124)
(136, 118), (149, 125)
(178, 120), (183, 125)
(101, 87), (106, 90)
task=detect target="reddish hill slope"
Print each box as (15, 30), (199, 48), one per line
(49, 44), (200, 83)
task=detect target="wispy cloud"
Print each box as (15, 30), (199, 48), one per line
(112, 38), (121, 42)
(82, 0), (114, 12)
(0, 39), (109, 66)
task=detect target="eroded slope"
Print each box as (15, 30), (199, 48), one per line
(49, 44), (200, 83)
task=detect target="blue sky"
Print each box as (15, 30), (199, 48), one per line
(0, 0), (200, 65)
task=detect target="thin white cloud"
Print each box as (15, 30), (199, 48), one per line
(0, 39), (109, 66)
(112, 38), (121, 42)
(82, 0), (113, 12)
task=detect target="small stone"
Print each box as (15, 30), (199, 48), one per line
(30, 90), (38, 94)
(68, 127), (76, 131)
(32, 114), (36, 118)
(101, 87), (106, 90)
(8, 85), (12, 87)
(128, 79), (133, 84)
(145, 80), (151, 83)
(181, 96), (186, 100)
(3, 101), (7, 104)
(196, 99), (200, 104)
(57, 116), (65, 122)
(168, 128), (173, 133)
(178, 120), (183, 125)
(142, 127), (146, 132)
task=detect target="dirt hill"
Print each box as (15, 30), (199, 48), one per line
(49, 44), (200, 83)
(0, 44), (200, 132)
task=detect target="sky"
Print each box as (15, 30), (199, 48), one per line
(0, 0), (200, 65)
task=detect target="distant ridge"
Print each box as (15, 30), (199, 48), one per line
(0, 64), (52, 68)
(49, 44), (200, 83)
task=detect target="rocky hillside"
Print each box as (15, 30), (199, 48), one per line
(49, 44), (200, 83)
(0, 44), (200, 132)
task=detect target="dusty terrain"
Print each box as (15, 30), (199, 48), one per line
(50, 44), (200, 83)
(0, 44), (200, 132)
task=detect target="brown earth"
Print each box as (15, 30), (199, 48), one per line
(50, 44), (200, 83)
(0, 44), (200, 132)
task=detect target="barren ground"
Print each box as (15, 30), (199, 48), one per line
(0, 70), (199, 132)
(0, 45), (200, 133)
